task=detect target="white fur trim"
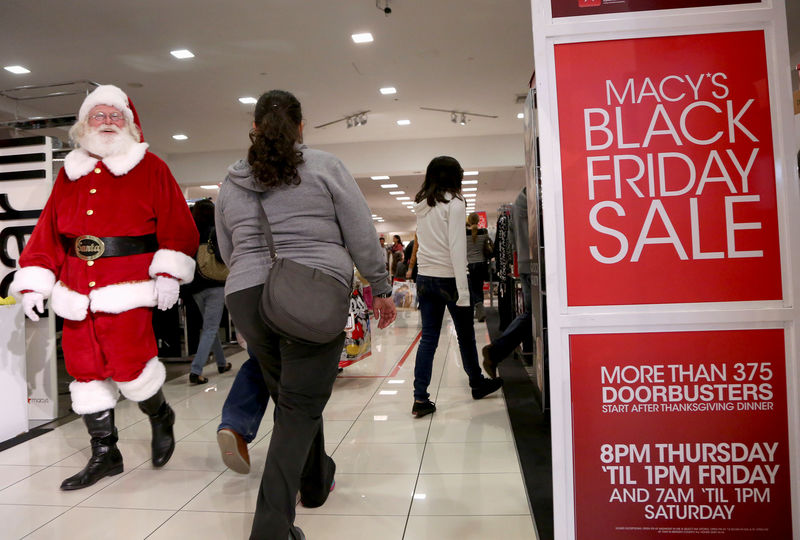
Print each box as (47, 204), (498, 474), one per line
(50, 281), (90, 321)
(103, 142), (148, 176)
(9, 266), (56, 297)
(149, 249), (196, 283)
(116, 357), (165, 401)
(63, 148), (97, 180)
(70, 379), (119, 415)
(89, 280), (157, 314)
(64, 143), (149, 181)
(78, 85), (133, 124)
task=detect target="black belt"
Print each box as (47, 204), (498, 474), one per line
(64, 234), (158, 261)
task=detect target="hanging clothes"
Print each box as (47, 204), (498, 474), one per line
(494, 205), (515, 330)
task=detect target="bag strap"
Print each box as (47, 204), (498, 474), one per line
(256, 198), (279, 263)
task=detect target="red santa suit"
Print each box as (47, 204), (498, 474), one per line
(10, 89), (198, 414)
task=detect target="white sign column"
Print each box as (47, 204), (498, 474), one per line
(0, 136), (59, 423)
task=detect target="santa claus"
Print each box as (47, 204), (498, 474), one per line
(10, 85), (199, 490)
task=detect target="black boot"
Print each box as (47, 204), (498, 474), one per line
(137, 389), (175, 467)
(60, 409), (123, 491)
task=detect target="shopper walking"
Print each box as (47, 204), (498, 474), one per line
(10, 85), (198, 489)
(483, 187), (535, 377)
(214, 89), (396, 540)
(185, 199), (231, 384)
(466, 212), (492, 322)
(389, 234), (405, 281)
(410, 156), (503, 418)
(216, 349), (270, 474)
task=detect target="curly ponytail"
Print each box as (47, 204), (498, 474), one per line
(247, 90), (305, 187)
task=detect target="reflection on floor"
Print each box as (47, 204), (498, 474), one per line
(0, 311), (537, 539)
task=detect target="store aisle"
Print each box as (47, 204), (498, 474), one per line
(0, 312), (537, 540)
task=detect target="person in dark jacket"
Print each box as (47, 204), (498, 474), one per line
(184, 199), (232, 384)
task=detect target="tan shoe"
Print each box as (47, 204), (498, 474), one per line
(217, 428), (250, 474)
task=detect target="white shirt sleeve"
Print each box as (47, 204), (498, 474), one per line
(447, 197), (470, 306)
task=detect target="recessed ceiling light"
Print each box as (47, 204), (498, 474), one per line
(396, 119), (411, 126)
(464, 171), (479, 176)
(351, 32), (374, 43)
(172, 134), (189, 140)
(371, 214), (378, 217)
(517, 112), (525, 119)
(200, 185), (219, 190)
(239, 97), (257, 104)
(396, 196), (410, 201)
(464, 194), (477, 198)
(170, 49), (195, 59)
(379, 87), (397, 95)
(463, 180), (478, 185)
(377, 218), (385, 222)
(4, 65), (30, 74)
(371, 175), (390, 180)
(380, 184), (398, 188)
(402, 202), (415, 206)
(463, 187), (477, 192)
(389, 191), (405, 195)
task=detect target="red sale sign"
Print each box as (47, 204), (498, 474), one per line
(570, 330), (792, 539)
(553, 0), (759, 18)
(555, 31), (781, 306)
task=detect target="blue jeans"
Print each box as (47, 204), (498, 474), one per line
(413, 275), (484, 401)
(488, 273), (534, 363)
(218, 350), (270, 443)
(190, 287), (227, 375)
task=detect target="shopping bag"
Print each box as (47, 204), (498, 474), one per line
(391, 280), (416, 310)
(340, 283), (372, 368)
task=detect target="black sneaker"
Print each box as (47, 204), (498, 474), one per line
(412, 400), (436, 418)
(472, 377), (504, 400)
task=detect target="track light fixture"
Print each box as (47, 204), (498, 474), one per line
(313, 110), (370, 129)
(421, 107), (498, 126)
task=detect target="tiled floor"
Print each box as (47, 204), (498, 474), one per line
(0, 311), (537, 539)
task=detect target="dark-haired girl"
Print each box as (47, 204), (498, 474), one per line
(215, 90), (396, 540)
(410, 156), (503, 419)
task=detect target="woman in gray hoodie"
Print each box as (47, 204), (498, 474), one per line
(215, 90), (396, 540)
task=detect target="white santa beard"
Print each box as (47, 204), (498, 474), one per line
(80, 126), (137, 158)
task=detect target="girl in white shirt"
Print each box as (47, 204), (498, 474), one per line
(410, 156), (503, 418)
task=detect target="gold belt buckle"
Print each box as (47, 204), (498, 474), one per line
(75, 235), (105, 261)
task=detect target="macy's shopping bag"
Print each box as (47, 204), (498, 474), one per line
(340, 284), (371, 368)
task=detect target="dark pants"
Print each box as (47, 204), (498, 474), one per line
(227, 286), (343, 540)
(488, 273), (534, 363)
(413, 275), (484, 401)
(467, 262), (488, 307)
(218, 349), (269, 444)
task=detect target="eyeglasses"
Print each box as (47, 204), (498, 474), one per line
(89, 111), (125, 123)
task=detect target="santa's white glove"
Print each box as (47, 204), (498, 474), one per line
(155, 276), (180, 311)
(21, 292), (45, 321)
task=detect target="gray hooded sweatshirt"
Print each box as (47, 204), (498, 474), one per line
(214, 145), (391, 298)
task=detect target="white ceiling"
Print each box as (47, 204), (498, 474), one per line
(1, 1), (797, 235)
